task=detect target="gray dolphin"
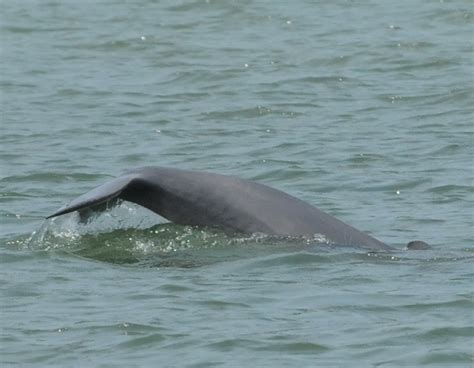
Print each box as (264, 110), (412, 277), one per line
(47, 167), (428, 251)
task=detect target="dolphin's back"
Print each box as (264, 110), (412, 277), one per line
(48, 167), (391, 250)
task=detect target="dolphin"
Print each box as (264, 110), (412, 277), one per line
(47, 167), (428, 251)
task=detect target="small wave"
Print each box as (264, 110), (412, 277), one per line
(418, 326), (474, 342)
(0, 172), (107, 184)
(254, 341), (330, 354)
(427, 184), (473, 195)
(201, 105), (303, 121)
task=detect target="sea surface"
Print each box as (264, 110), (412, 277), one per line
(1, 1), (473, 367)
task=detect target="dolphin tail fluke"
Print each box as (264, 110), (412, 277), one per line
(46, 174), (136, 219)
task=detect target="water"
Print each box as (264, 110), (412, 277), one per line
(1, 0), (473, 366)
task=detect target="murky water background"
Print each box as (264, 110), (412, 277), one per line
(1, 1), (473, 366)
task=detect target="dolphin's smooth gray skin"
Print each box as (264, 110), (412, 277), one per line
(47, 167), (422, 251)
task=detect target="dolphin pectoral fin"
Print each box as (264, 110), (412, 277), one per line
(46, 174), (137, 219)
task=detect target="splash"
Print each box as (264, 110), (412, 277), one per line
(21, 203), (332, 266)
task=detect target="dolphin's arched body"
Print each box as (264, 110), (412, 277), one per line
(47, 167), (422, 251)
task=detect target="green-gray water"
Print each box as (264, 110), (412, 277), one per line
(1, 1), (473, 367)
